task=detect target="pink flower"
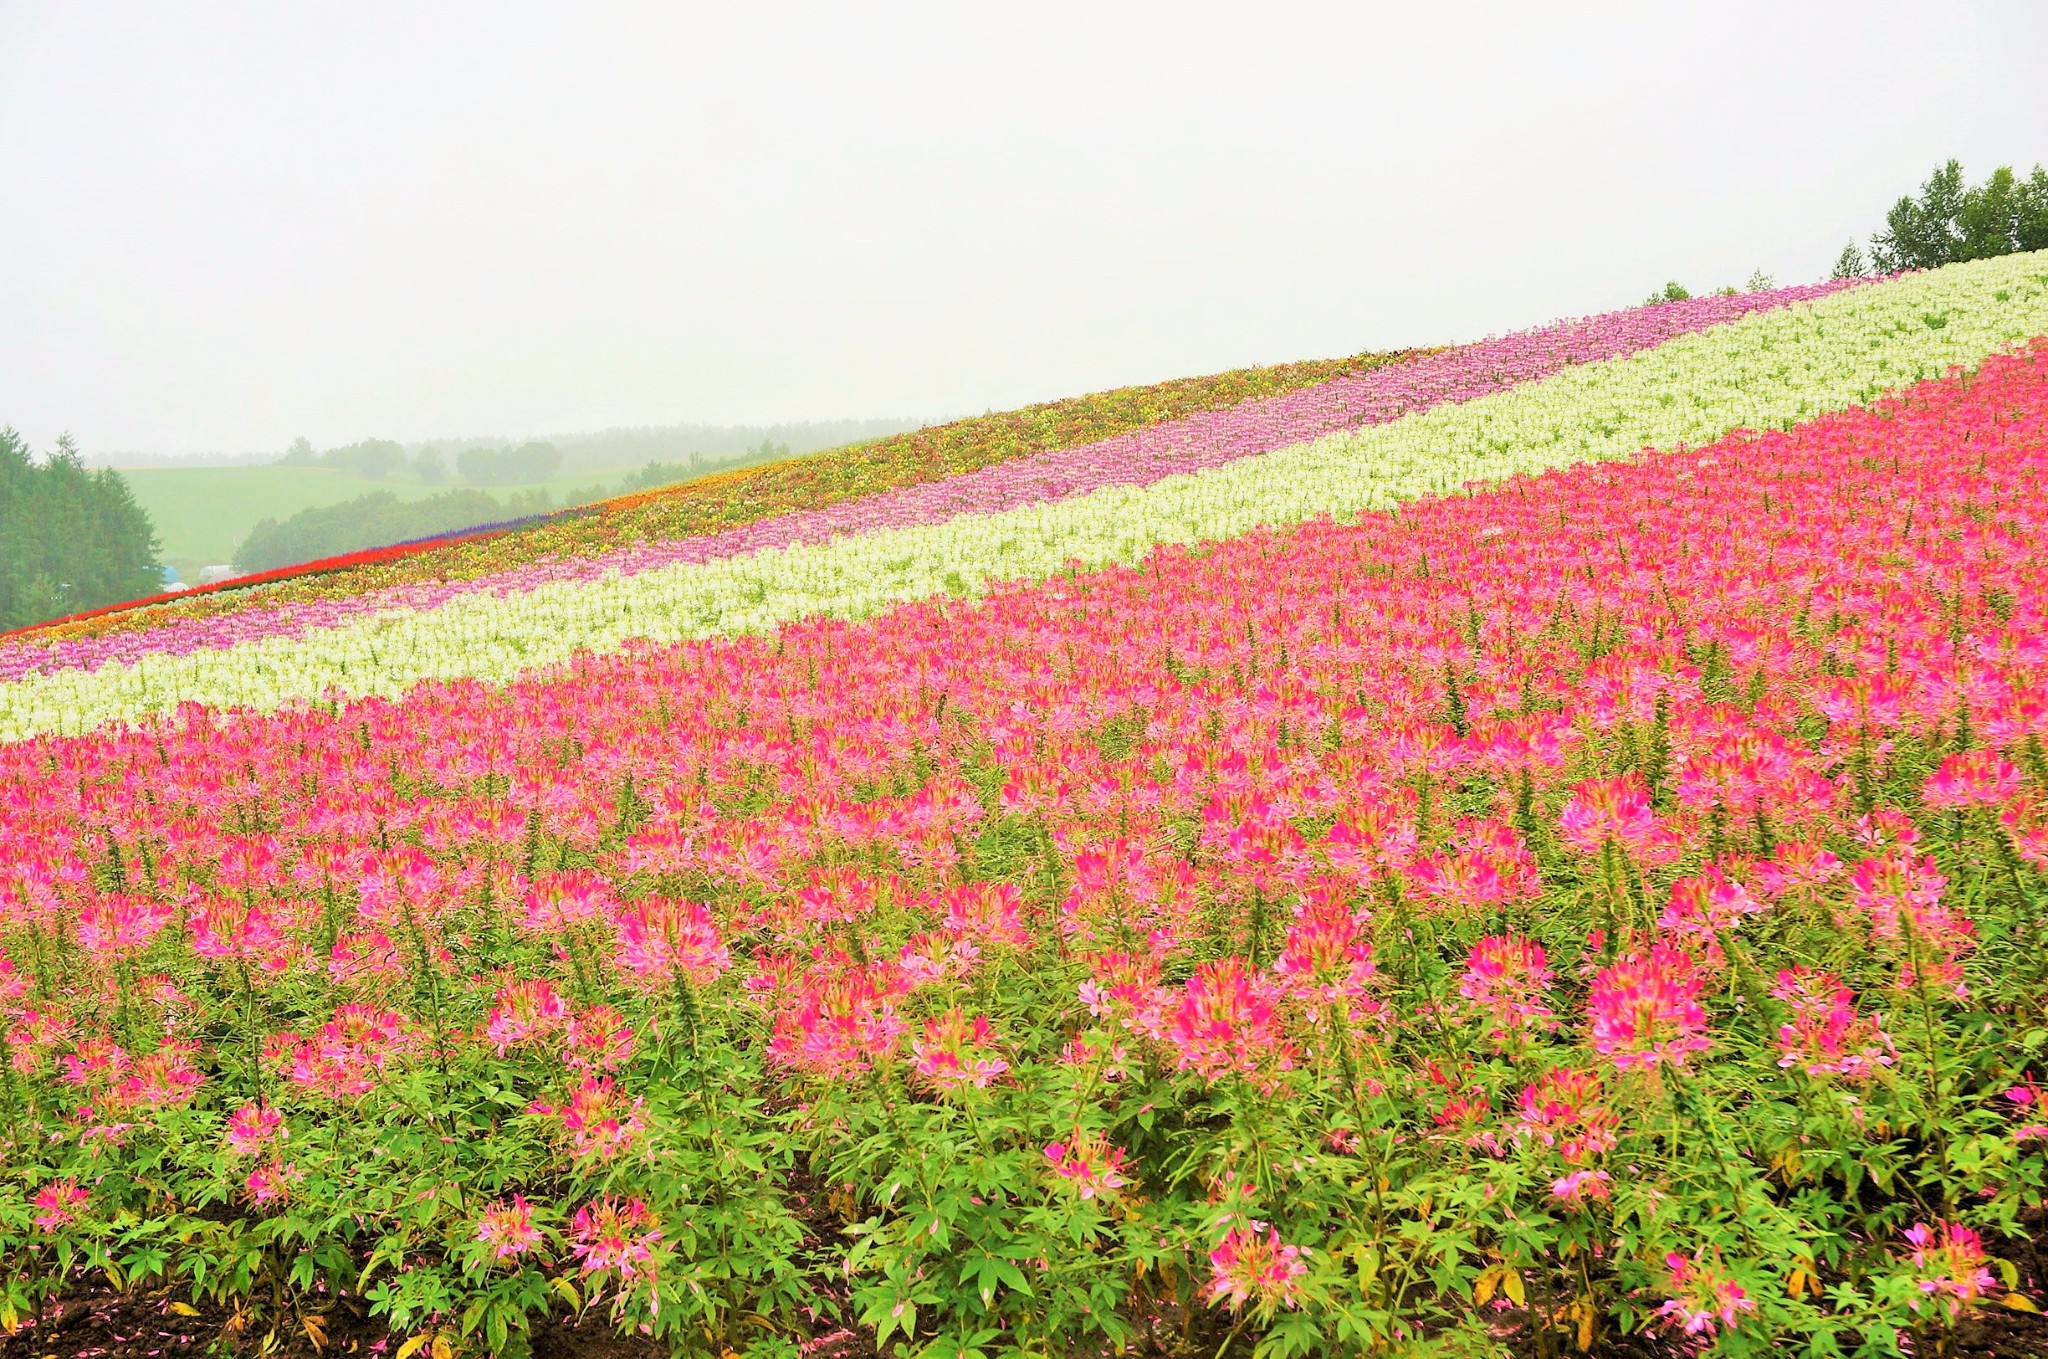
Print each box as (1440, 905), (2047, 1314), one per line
(569, 1196), (661, 1279)
(1204, 1222), (1309, 1312)
(484, 977), (571, 1054)
(1586, 945), (1710, 1072)
(33, 1179), (87, 1232)
(939, 881), (1032, 950)
(1548, 1169), (1612, 1209)
(1273, 894), (1379, 1007)
(521, 871), (618, 935)
(1559, 773), (1673, 860)
(2004, 795), (2048, 869)
(1770, 967), (1894, 1080)
(476, 1195), (542, 1260)
(223, 1101), (283, 1155)
(562, 1004), (637, 1071)
(1900, 1221), (1996, 1318)
(1658, 867), (1763, 943)
(1921, 749), (2023, 809)
(1851, 854), (1976, 997)
(1043, 1133), (1131, 1200)
(1407, 820), (1542, 906)
(1657, 1247), (1755, 1336)
(528, 1075), (646, 1161)
(246, 1159), (301, 1206)
(0, 950), (31, 1005)
(114, 1040), (205, 1108)
(1168, 957), (1295, 1083)
(75, 893), (173, 960)
(1752, 841), (1844, 898)
(612, 896), (730, 987)
(284, 1005), (419, 1098)
(1456, 935), (1556, 1042)
(911, 1008), (1010, 1092)
(1514, 1068), (1617, 1164)
(765, 963), (907, 1078)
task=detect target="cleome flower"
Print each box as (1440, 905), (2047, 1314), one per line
(569, 1196), (661, 1280)
(476, 1195), (543, 1261)
(1205, 1221), (1309, 1313)
(1586, 944), (1711, 1072)
(1043, 1132), (1132, 1200)
(1898, 1221), (1997, 1318)
(1657, 1247), (1756, 1336)
(910, 1008), (1010, 1092)
(1168, 957), (1296, 1084)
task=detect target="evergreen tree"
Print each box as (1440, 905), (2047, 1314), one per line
(0, 427), (164, 629)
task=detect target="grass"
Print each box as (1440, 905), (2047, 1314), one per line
(121, 464), (648, 580)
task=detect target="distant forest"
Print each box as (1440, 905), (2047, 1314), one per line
(232, 432), (899, 573)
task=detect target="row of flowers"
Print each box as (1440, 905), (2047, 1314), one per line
(1, 259), (2040, 744)
(0, 282), (1858, 683)
(4, 349), (1432, 657)
(3, 345), (2047, 1353)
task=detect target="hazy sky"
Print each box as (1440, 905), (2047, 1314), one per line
(2, 2), (2044, 456)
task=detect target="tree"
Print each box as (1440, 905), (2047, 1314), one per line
(282, 436), (317, 465)
(233, 485), (555, 573)
(414, 447), (448, 484)
(1870, 159), (1967, 272)
(1831, 242), (1867, 280)
(1642, 282), (1691, 305)
(2020, 167), (2048, 252)
(0, 427), (163, 630)
(1956, 165), (2018, 261)
(320, 438), (408, 479)
(1746, 269), (1776, 291)
(1866, 159), (2048, 272)
(457, 442), (562, 486)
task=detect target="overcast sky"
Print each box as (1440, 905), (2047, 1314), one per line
(2, 2), (2044, 456)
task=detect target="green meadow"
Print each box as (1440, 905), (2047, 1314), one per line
(122, 464), (639, 581)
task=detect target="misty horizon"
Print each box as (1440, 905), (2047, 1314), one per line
(5, 3), (2044, 457)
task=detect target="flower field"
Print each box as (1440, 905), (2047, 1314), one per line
(4, 348), (1436, 652)
(0, 280), (1852, 686)
(6, 254), (2048, 1358)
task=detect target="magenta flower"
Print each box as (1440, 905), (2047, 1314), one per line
(910, 1008), (1010, 1092)
(612, 896), (731, 987)
(1770, 967), (1895, 1080)
(1656, 1247), (1755, 1336)
(1456, 935), (1556, 1043)
(569, 1196), (661, 1279)
(1043, 1133), (1131, 1200)
(245, 1160), (301, 1206)
(1168, 957), (1295, 1083)
(1586, 945), (1711, 1072)
(1899, 1221), (1996, 1318)
(1204, 1222), (1309, 1313)
(1921, 749), (2023, 809)
(1559, 773), (1675, 861)
(223, 1101), (283, 1156)
(483, 976), (571, 1055)
(32, 1179), (87, 1232)
(528, 1075), (646, 1161)
(476, 1195), (543, 1260)
(1548, 1169), (1612, 1210)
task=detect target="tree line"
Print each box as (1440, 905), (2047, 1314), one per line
(280, 437), (565, 486)
(1833, 159), (2048, 278)
(0, 428), (163, 630)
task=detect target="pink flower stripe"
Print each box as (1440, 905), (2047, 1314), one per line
(0, 280), (1861, 683)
